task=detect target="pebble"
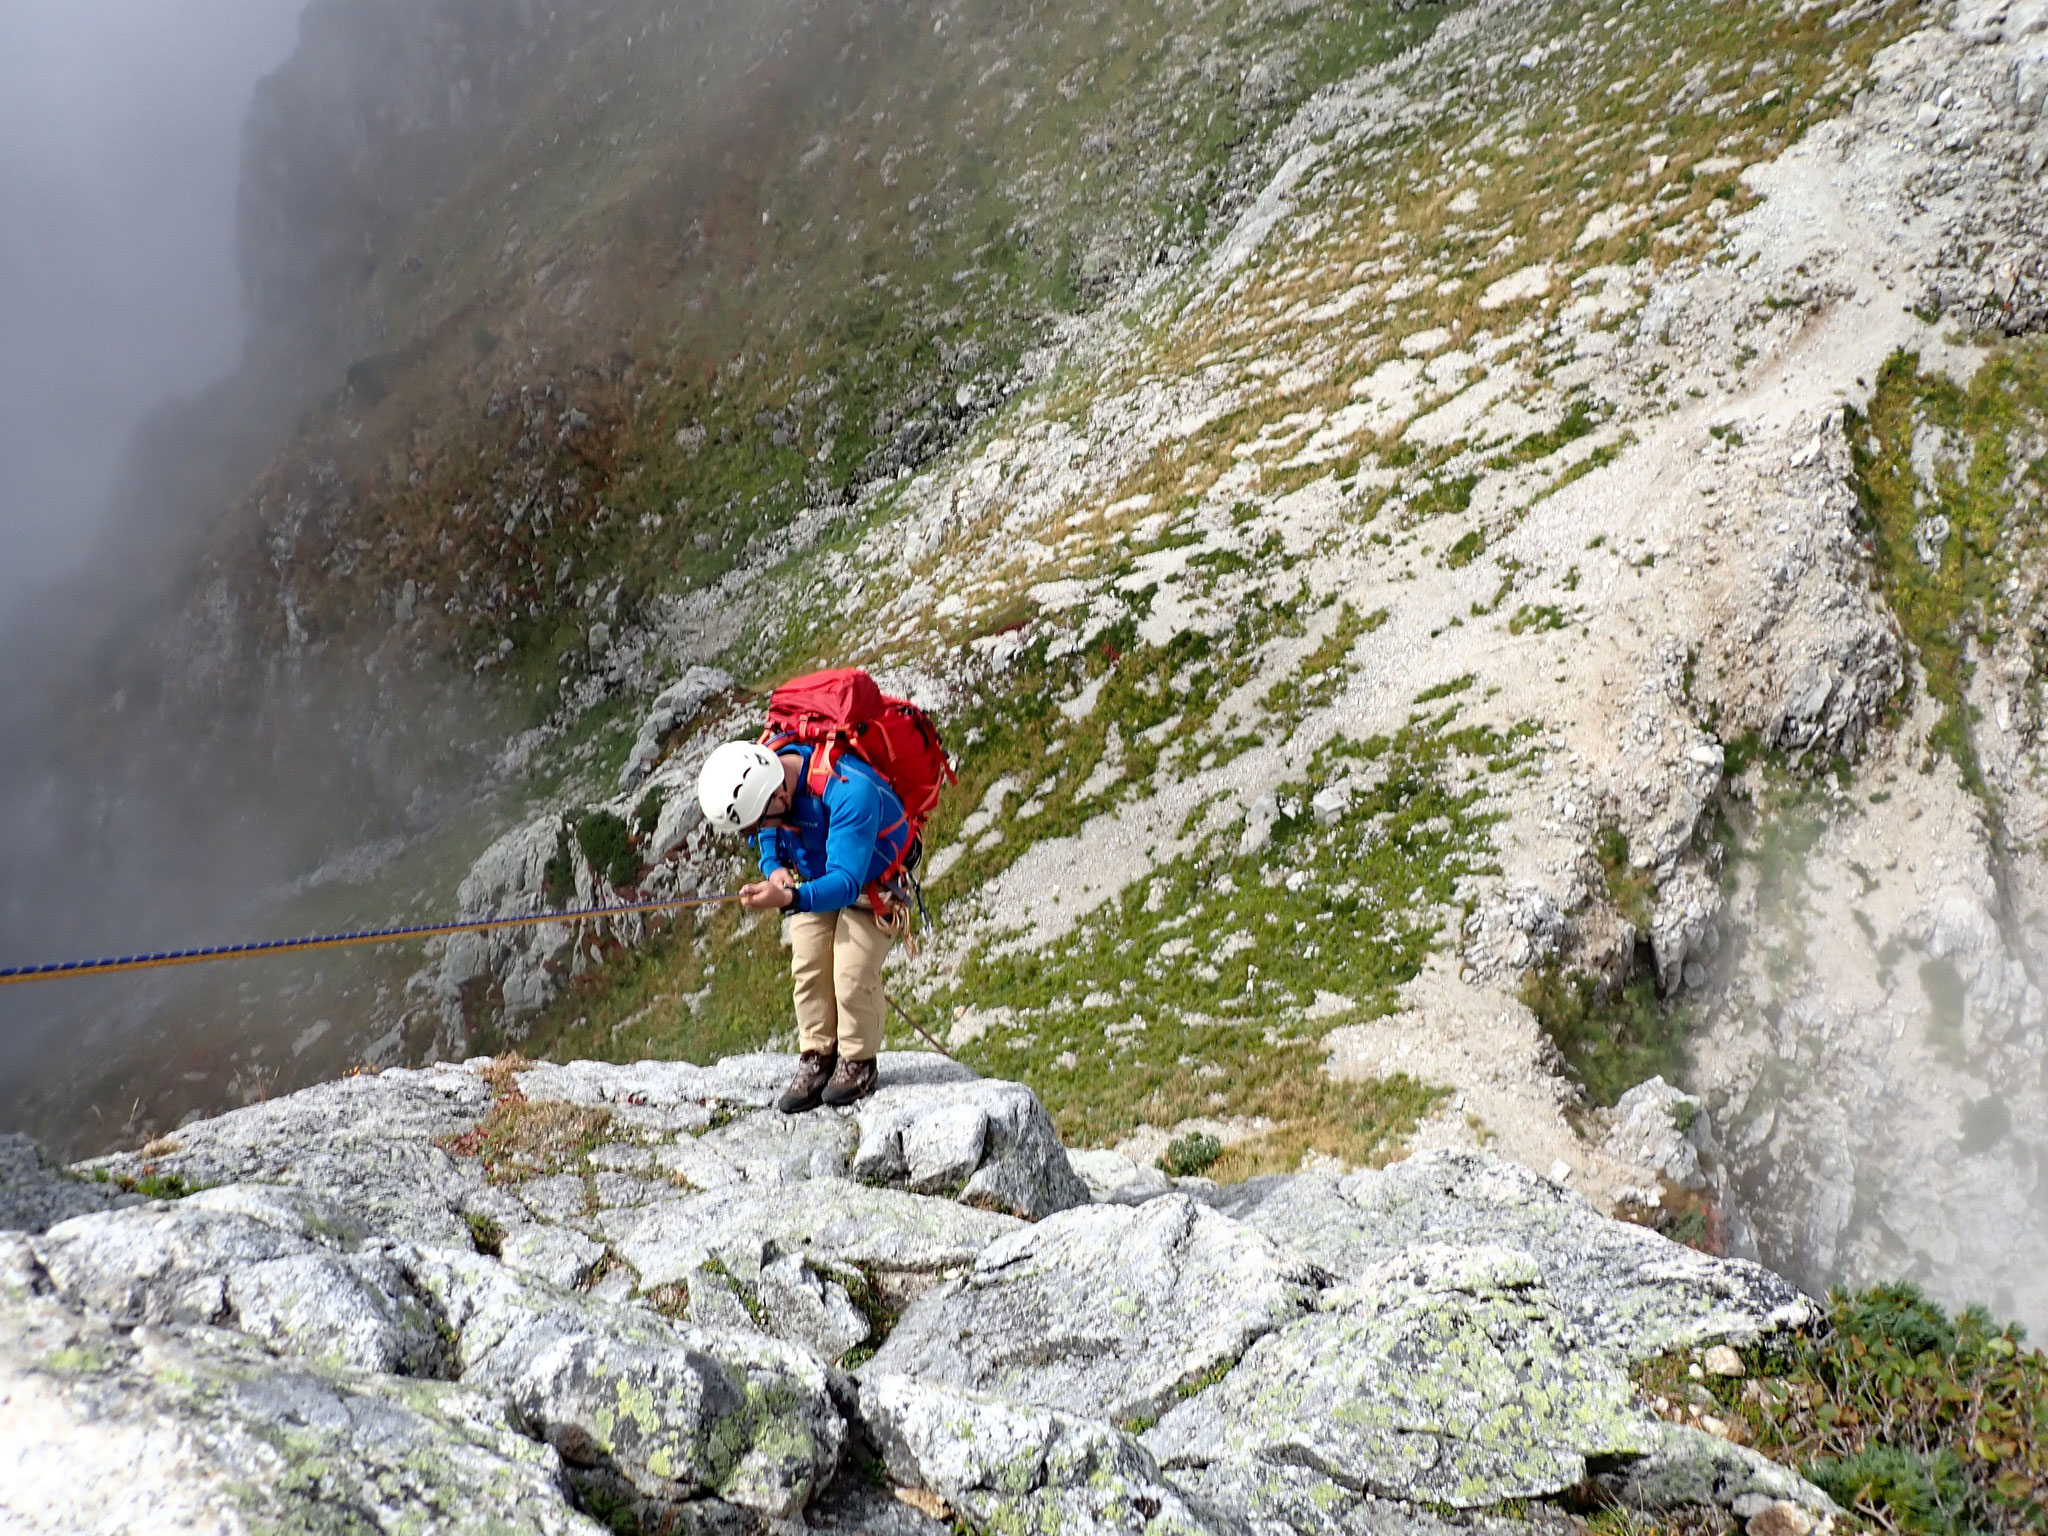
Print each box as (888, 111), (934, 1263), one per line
(1704, 1343), (1746, 1377)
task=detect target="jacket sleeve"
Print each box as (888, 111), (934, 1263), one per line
(792, 774), (881, 913)
(752, 826), (789, 877)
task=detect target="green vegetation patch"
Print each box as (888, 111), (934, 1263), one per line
(1596, 825), (1658, 932)
(1521, 966), (1688, 1110)
(1850, 343), (2048, 807)
(1262, 603), (1377, 725)
(92, 1167), (205, 1201)
(440, 1066), (616, 1185)
(1632, 1284), (2046, 1535)
(1159, 1132), (1225, 1178)
(1522, 826), (1687, 1107)
(925, 710), (1533, 1171)
(576, 809), (641, 890)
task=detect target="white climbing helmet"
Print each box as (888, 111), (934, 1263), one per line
(698, 741), (784, 833)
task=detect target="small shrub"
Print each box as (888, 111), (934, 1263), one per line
(1446, 529), (1485, 568)
(576, 809), (640, 889)
(1639, 1282), (2046, 1536)
(1159, 1131), (1225, 1177)
(542, 825), (577, 907)
(633, 788), (664, 837)
(1521, 966), (1688, 1109)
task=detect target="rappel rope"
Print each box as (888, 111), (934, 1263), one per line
(0, 888), (958, 1062)
(2, 884), (958, 1064)
(884, 990), (957, 1062)
(0, 891), (747, 987)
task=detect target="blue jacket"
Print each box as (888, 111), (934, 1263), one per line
(751, 743), (910, 914)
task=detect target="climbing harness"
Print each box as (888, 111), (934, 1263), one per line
(0, 891), (746, 988)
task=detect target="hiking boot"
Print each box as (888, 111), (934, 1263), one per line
(820, 1055), (878, 1108)
(777, 1050), (837, 1115)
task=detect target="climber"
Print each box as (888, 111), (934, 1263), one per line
(697, 738), (913, 1114)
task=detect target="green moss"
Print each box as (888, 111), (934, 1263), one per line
(114, 1169), (203, 1201)
(1446, 529), (1486, 568)
(831, 1262), (899, 1369)
(463, 1212), (506, 1257)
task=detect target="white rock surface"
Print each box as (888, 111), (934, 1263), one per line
(2, 1056), (1839, 1534)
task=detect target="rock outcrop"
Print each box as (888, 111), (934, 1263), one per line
(2, 1053), (1836, 1534)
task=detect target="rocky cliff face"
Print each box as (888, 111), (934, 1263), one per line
(1, 1055), (1838, 1535)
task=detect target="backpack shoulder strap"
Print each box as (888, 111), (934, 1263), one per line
(804, 740), (838, 797)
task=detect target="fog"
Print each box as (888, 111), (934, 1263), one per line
(0, 0), (435, 1151)
(0, 0), (306, 624)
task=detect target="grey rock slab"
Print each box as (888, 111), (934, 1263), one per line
(606, 1180), (1022, 1293)
(502, 1223), (607, 1290)
(698, 1105), (860, 1185)
(225, 1249), (452, 1376)
(1178, 1458), (1576, 1536)
(852, 1075), (1091, 1218)
(0, 1236), (601, 1534)
(80, 1065), (504, 1248)
(36, 1196), (447, 1375)
(0, 1134), (135, 1234)
(1210, 1152), (1814, 1362)
(859, 1371), (1241, 1536)
(404, 1245), (845, 1518)
(1143, 1245), (1659, 1508)
(869, 1194), (1322, 1422)
(519, 1171), (596, 1223)
(757, 1252), (871, 1364)
(592, 1171), (673, 1210)
(684, 1262), (766, 1335)
(183, 1180), (378, 1247)
(1069, 1147), (1173, 1205)
(1600, 1421), (1837, 1518)
(588, 1143), (659, 1173)
(658, 1136), (747, 1191)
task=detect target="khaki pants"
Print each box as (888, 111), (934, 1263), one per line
(788, 906), (894, 1061)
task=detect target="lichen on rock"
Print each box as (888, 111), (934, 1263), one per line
(1142, 1244), (1659, 1507)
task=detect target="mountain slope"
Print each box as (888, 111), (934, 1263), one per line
(442, 0), (2048, 1336)
(7, 0), (2046, 1344)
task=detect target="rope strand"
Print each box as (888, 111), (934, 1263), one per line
(0, 891), (745, 987)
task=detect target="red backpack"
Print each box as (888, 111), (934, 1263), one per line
(759, 668), (956, 865)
